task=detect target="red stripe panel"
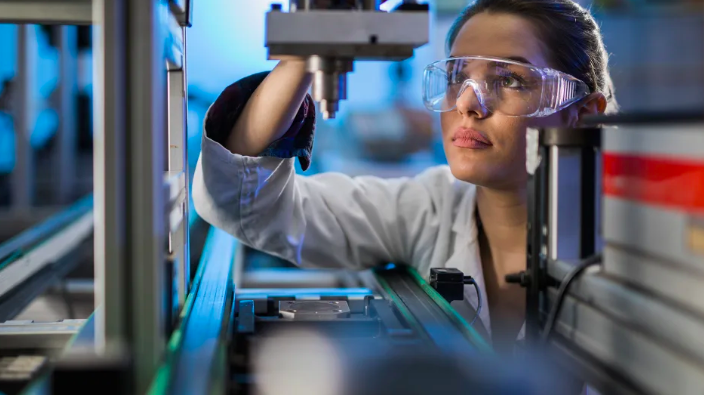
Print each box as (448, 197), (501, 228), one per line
(603, 152), (704, 212)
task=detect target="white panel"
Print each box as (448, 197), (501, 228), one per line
(603, 124), (704, 158)
(603, 197), (704, 273)
(604, 244), (704, 318)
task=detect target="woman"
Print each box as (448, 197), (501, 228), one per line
(193, 0), (618, 352)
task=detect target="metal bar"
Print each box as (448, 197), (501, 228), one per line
(548, 258), (704, 368)
(92, 0), (128, 359)
(0, 319), (84, 350)
(167, 26), (189, 306)
(169, 228), (236, 395)
(551, 290), (704, 395)
(579, 149), (597, 259)
(127, 0), (169, 391)
(526, 143), (548, 342)
(548, 145), (559, 260)
(95, 0), (172, 391)
(147, 224), (210, 395)
(56, 25), (78, 204)
(0, 210), (93, 298)
(0, 240), (89, 321)
(235, 287), (372, 297)
(0, 194), (92, 262)
(603, 244), (704, 318)
(0, 0), (92, 25)
(374, 266), (480, 355)
(403, 266), (491, 351)
(12, 25), (34, 210)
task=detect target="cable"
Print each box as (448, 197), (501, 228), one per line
(541, 253), (602, 343)
(463, 276), (482, 327)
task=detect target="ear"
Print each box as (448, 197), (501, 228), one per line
(578, 92), (607, 120)
(561, 92), (607, 127)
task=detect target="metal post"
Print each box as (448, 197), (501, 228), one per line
(525, 131), (548, 343)
(94, 0), (169, 391)
(167, 25), (190, 306)
(126, 0), (168, 391)
(92, 0), (127, 358)
(56, 25), (78, 204)
(12, 25), (35, 210)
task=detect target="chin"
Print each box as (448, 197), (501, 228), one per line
(447, 155), (494, 186)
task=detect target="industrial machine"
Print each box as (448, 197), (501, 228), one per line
(513, 117), (704, 395)
(265, 0), (429, 119)
(1, 0), (703, 394)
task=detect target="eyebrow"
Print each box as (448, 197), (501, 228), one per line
(449, 54), (534, 65)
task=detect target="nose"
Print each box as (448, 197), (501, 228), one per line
(455, 79), (489, 118)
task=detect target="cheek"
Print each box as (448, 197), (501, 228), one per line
(440, 112), (457, 138)
(494, 117), (527, 157)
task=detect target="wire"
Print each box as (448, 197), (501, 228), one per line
(464, 276), (482, 327)
(541, 253), (602, 343)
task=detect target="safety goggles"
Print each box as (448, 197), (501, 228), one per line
(422, 56), (590, 117)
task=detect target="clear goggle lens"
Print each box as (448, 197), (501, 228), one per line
(422, 56), (590, 117)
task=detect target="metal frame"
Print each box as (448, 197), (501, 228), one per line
(0, 319), (85, 350)
(55, 25), (79, 204)
(373, 265), (490, 353)
(0, 0), (92, 25)
(11, 24), (35, 210)
(528, 124), (704, 395)
(92, 0), (192, 392)
(168, 228), (236, 395)
(0, 1), (193, 393)
(167, 22), (190, 310)
(4, 18), (81, 208)
(524, 127), (601, 338)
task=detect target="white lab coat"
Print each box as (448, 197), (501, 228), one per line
(192, 126), (494, 335)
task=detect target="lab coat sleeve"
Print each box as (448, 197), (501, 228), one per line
(192, 132), (450, 270)
(204, 71), (317, 170)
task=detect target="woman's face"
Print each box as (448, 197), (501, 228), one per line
(441, 12), (573, 190)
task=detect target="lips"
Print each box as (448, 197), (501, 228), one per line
(452, 127), (492, 149)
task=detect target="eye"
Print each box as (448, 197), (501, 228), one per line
(499, 75), (522, 89)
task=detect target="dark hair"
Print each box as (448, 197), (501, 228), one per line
(446, 0), (618, 113)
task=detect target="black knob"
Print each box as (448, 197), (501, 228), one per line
(505, 271), (531, 287)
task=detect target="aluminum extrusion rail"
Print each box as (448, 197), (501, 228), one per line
(373, 265), (491, 354)
(147, 227), (237, 395)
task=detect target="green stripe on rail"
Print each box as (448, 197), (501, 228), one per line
(147, 226), (218, 395)
(404, 266), (493, 353)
